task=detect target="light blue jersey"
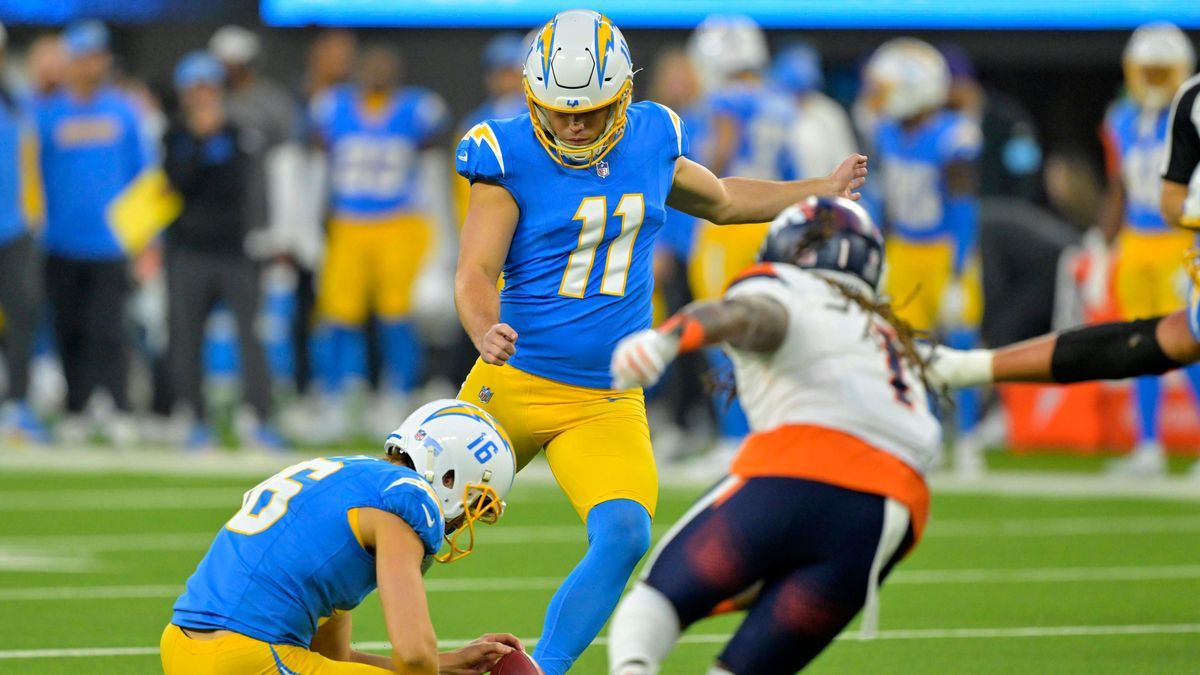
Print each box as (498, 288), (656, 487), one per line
(171, 456), (444, 647)
(36, 86), (146, 260)
(709, 80), (796, 180)
(1102, 99), (1170, 232)
(310, 85), (449, 218)
(456, 101), (688, 388)
(876, 110), (982, 241)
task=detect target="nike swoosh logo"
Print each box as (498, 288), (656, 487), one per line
(457, 152), (469, 161)
(421, 504), (436, 528)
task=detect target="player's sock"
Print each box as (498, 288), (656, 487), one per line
(316, 324), (364, 394)
(1134, 375), (1161, 447)
(379, 319), (423, 393)
(946, 328), (980, 435)
(1182, 363), (1200, 410)
(533, 499), (652, 675)
(608, 582), (681, 675)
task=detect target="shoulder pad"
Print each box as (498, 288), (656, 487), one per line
(648, 102), (689, 159)
(380, 474), (445, 556)
(457, 121), (507, 182)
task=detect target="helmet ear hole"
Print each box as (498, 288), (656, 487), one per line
(442, 470), (456, 490)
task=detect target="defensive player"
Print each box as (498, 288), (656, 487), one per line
(310, 46), (450, 439)
(863, 38), (985, 475)
(608, 197), (939, 674)
(1098, 23), (1200, 475)
(454, 10), (868, 674)
(923, 67), (1200, 478)
(162, 400), (522, 674)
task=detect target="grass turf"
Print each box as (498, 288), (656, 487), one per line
(0, 457), (1197, 674)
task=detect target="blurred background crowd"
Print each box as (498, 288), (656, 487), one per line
(0, 6), (1195, 475)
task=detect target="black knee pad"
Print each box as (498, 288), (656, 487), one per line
(1050, 317), (1181, 383)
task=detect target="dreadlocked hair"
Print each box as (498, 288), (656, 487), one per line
(819, 276), (953, 409)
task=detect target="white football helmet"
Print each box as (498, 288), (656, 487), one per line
(524, 9), (634, 168)
(864, 38), (950, 121)
(1124, 22), (1195, 110)
(385, 399), (516, 563)
(688, 14), (769, 91)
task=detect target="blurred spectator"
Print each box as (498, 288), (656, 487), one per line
(25, 35), (65, 99)
(308, 45), (449, 440)
(162, 51), (284, 450)
(940, 43), (1043, 201)
(37, 21), (145, 444)
(304, 29), (357, 102)
(646, 45), (715, 458)
(0, 21), (48, 442)
(771, 43), (858, 179)
(208, 25), (294, 236)
(460, 32), (527, 131)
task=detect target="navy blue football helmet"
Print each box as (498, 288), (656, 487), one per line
(759, 196), (885, 290)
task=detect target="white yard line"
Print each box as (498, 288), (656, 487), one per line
(4, 513), (1198, 556)
(6, 563), (1200, 602)
(4, 447), (1200, 501)
(4, 623), (1200, 660)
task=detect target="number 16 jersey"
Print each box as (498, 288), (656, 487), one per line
(456, 102), (688, 388)
(170, 457), (444, 648)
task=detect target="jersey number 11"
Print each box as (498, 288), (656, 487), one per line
(559, 194), (645, 298)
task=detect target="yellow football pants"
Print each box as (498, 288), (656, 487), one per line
(317, 213), (433, 325)
(160, 625), (390, 674)
(882, 238), (983, 333)
(1115, 228), (1194, 319)
(459, 360), (657, 521)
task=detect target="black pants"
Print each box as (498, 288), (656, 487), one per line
(0, 233), (42, 403)
(290, 265), (316, 394)
(166, 248), (271, 422)
(644, 477), (914, 674)
(43, 254), (131, 413)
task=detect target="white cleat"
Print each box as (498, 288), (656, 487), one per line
(953, 434), (986, 480)
(1104, 443), (1168, 478)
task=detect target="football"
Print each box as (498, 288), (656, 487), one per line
(490, 650), (541, 675)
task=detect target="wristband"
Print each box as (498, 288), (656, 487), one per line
(658, 313), (707, 353)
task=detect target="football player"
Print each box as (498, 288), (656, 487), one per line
(1098, 23), (1200, 476)
(161, 400), (522, 674)
(771, 42), (859, 185)
(686, 15), (799, 455)
(608, 197), (939, 674)
(309, 46), (450, 439)
(863, 38), (985, 475)
(923, 66), (1200, 479)
(454, 10), (867, 674)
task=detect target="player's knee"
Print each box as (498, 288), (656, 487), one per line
(587, 499), (652, 569)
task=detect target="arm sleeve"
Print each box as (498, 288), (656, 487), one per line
(379, 477), (445, 556)
(1162, 80), (1200, 185)
(455, 122), (507, 183)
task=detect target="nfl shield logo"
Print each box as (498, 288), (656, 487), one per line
(414, 429), (427, 441)
(478, 386), (494, 404)
(596, 161), (610, 178)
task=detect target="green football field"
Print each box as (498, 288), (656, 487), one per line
(0, 451), (1198, 674)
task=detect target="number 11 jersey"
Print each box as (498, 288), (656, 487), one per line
(456, 102), (688, 388)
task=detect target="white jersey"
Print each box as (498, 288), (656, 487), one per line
(724, 263), (942, 474)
